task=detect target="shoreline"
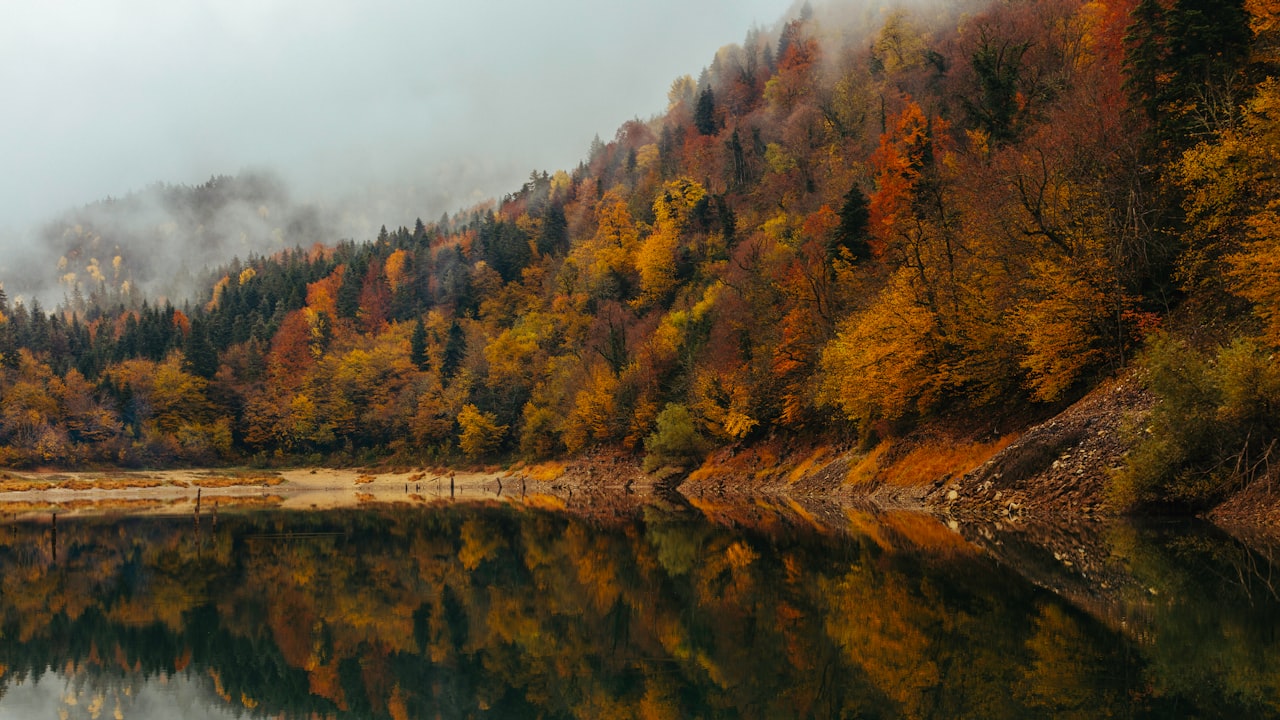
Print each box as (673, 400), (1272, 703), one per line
(2, 368), (1276, 546)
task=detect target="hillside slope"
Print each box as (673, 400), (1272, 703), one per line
(0, 0), (1275, 519)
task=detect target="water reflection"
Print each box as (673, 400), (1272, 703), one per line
(0, 500), (1277, 718)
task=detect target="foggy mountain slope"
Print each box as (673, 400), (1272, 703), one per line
(2, 172), (310, 306)
(0, 0), (800, 305)
(0, 0), (969, 309)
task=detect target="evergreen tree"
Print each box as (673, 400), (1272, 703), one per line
(183, 319), (219, 379)
(483, 215), (532, 282)
(1161, 0), (1250, 140)
(833, 183), (871, 261)
(695, 87), (718, 136)
(965, 34), (1031, 143)
(410, 315), (429, 371)
(1166, 0), (1250, 87)
(441, 320), (466, 382)
(536, 205), (569, 257)
(336, 258), (365, 320)
(1124, 0), (1168, 127)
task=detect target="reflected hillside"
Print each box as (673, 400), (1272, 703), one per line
(0, 503), (1276, 718)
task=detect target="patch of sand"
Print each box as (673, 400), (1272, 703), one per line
(0, 467), (525, 519)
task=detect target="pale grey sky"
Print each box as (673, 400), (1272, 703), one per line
(0, 0), (796, 236)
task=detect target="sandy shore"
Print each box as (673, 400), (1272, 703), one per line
(0, 467), (539, 520)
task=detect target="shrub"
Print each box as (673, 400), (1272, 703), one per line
(1114, 335), (1280, 510)
(643, 403), (707, 473)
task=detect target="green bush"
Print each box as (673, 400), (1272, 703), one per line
(1114, 334), (1280, 510)
(643, 403), (707, 473)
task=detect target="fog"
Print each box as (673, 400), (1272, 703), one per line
(0, 0), (797, 302)
(0, 672), (238, 720)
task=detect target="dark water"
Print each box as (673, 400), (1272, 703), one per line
(0, 499), (1278, 719)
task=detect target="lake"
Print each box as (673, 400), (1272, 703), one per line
(0, 495), (1277, 718)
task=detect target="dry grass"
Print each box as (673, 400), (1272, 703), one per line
(845, 442), (893, 487)
(785, 447), (830, 484)
(523, 462), (566, 483)
(881, 436), (1017, 487)
(193, 472), (284, 488)
(0, 477), (168, 493)
(686, 445), (783, 485)
(0, 478), (58, 493)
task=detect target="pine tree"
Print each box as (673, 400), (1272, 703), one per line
(337, 258), (365, 320)
(1164, 0), (1251, 138)
(1124, 0), (1168, 127)
(410, 315), (429, 371)
(441, 320), (465, 382)
(536, 205), (569, 256)
(695, 87), (718, 136)
(833, 183), (871, 261)
(183, 320), (218, 379)
(965, 33), (1030, 143)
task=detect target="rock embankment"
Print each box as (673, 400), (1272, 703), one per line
(926, 373), (1154, 519)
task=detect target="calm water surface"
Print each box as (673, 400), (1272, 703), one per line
(0, 498), (1277, 718)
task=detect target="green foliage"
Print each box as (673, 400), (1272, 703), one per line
(832, 182), (871, 260)
(410, 315), (429, 371)
(695, 86), (718, 136)
(964, 32), (1030, 143)
(1114, 335), (1280, 510)
(643, 403), (707, 472)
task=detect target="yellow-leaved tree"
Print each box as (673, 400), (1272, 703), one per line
(818, 268), (938, 425)
(1224, 81), (1280, 346)
(457, 404), (507, 459)
(565, 189), (642, 300)
(635, 178), (706, 307)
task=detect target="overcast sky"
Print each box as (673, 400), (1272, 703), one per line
(0, 0), (796, 238)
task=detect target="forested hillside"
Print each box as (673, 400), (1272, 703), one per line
(0, 0), (1275, 510)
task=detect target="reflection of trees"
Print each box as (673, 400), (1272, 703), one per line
(1108, 523), (1280, 715)
(0, 508), (1274, 718)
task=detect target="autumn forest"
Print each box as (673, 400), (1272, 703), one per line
(1, 0), (1278, 511)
